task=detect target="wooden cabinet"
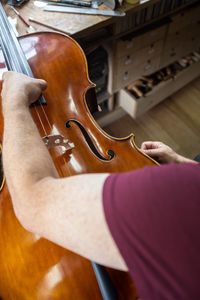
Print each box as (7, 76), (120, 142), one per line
(4, 0), (200, 124)
(112, 2), (200, 95)
(108, 1), (200, 121)
(117, 60), (200, 119)
(115, 25), (167, 58)
(114, 55), (161, 92)
(160, 7), (200, 67)
(112, 25), (167, 91)
(168, 3), (200, 35)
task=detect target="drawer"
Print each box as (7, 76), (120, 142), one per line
(116, 24), (167, 58)
(168, 11), (193, 34)
(168, 5), (200, 35)
(160, 31), (189, 67)
(117, 80), (173, 118)
(160, 48), (184, 68)
(192, 5), (200, 23)
(186, 23), (200, 47)
(117, 60), (200, 119)
(160, 24), (200, 68)
(116, 40), (163, 74)
(114, 56), (160, 92)
(161, 45), (185, 68)
(164, 30), (186, 50)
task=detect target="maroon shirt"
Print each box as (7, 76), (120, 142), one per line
(103, 163), (200, 300)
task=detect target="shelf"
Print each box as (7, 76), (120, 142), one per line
(118, 57), (200, 119)
(94, 107), (126, 127)
(97, 91), (111, 104)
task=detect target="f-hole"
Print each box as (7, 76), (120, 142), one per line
(66, 120), (115, 161)
(0, 143), (5, 192)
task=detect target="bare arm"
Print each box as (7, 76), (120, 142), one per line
(141, 141), (198, 164)
(2, 71), (127, 271)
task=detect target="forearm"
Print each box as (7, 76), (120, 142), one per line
(3, 103), (57, 201)
(141, 141), (198, 164)
(176, 154), (198, 164)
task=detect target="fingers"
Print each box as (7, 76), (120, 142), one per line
(37, 79), (47, 91)
(141, 141), (169, 163)
(141, 141), (179, 164)
(141, 141), (163, 150)
(2, 71), (11, 79)
(1, 71), (47, 110)
(34, 77), (47, 91)
(2, 72), (6, 80)
(142, 148), (161, 157)
(2, 71), (13, 82)
(2, 71), (47, 91)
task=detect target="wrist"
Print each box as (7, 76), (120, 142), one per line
(3, 94), (29, 116)
(176, 154), (197, 164)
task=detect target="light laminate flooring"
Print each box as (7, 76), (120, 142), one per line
(103, 77), (200, 160)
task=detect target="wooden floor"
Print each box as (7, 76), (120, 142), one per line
(103, 77), (200, 160)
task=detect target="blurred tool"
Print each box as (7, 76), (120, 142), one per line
(91, 0), (121, 10)
(6, 0), (29, 7)
(34, 0), (105, 9)
(29, 17), (70, 35)
(45, 0), (92, 7)
(35, 0), (105, 8)
(10, 5), (30, 26)
(44, 5), (125, 16)
(103, 0), (117, 10)
(10, 6), (35, 32)
(91, 0), (98, 8)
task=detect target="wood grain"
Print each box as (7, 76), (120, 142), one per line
(103, 77), (200, 159)
(4, 0), (199, 39)
(0, 31), (156, 300)
(4, 1), (113, 37)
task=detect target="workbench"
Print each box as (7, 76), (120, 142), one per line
(4, 0), (200, 125)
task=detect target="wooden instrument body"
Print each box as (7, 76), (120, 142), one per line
(0, 32), (155, 299)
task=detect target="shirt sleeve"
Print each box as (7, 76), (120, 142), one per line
(103, 163), (200, 300)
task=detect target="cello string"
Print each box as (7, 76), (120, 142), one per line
(63, 158), (72, 176)
(0, 3), (73, 175)
(0, 6), (48, 135)
(0, 3), (52, 135)
(0, 143), (5, 192)
(1, 9), (117, 296)
(0, 3), (72, 178)
(33, 107), (48, 136)
(38, 103), (53, 132)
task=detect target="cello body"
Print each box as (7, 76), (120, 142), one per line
(0, 32), (156, 299)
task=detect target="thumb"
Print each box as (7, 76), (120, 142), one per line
(143, 148), (160, 157)
(36, 79), (47, 91)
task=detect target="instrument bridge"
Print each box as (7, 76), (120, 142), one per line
(42, 134), (74, 152)
(0, 143), (5, 192)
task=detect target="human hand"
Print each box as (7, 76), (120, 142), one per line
(1, 71), (47, 113)
(141, 141), (180, 164)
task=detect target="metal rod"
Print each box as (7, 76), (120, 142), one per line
(10, 6), (30, 27)
(29, 17), (70, 35)
(44, 5), (126, 17)
(92, 262), (119, 300)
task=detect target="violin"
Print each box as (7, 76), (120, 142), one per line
(0, 3), (156, 299)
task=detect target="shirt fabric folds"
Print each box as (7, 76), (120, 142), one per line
(103, 163), (200, 300)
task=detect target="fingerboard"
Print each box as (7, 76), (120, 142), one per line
(0, 3), (46, 105)
(0, 3), (33, 76)
(0, 143), (4, 192)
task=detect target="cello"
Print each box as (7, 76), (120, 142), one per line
(0, 3), (157, 299)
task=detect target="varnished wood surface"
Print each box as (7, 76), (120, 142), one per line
(4, 0), (199, 39)
(4, 0), (160, 37)
(103, 77), (200, 160)
(0, 32), (156, 299)
(4, 1), (111, 37)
